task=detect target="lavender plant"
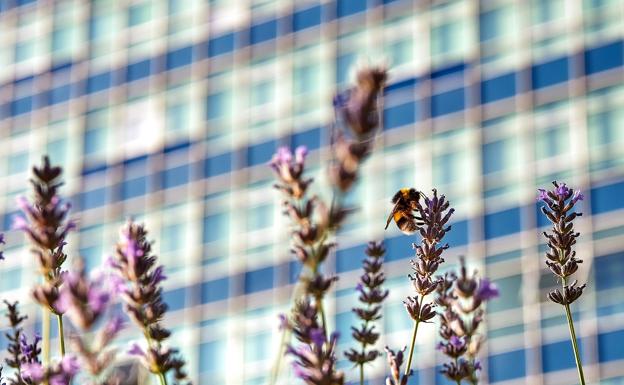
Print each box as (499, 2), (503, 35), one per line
(282, 299), (344, 385)
(270, 65), (387, 384)
(398, 189), (455, 379)
(538, 181), (586, 385)
(435, 259), (498, 384)
(4, 300), (32, 385)
(109, 220), (191, 385)
(56, 260), (124, 385)
(13, 156), (74, 362)
(345, 241), (389, 385)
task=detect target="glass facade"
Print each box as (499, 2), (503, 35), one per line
(0, 0), (624, 384)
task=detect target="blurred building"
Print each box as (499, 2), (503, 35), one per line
(1, 0), (624, 384)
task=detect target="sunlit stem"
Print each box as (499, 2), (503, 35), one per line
(562, 277), (586, 385)
(42, 308), (50, 366)
(57, 314), (65, 356)
(404, 294), (425, 376)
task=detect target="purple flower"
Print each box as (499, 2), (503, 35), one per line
(60, 355), (79, 375)
(476, 279), (499, 302)
(294, 146), (308, 165)
(555, 183), (571, 198)
(103, 315), (125, 337)
(572, 190), (584, 204)
(450, 335), (465, 349)
(150, 265), (167, 286)
(474, 360), (482, 371)
(277, 314), (289, 331)
(21, 362), (44, 381)
(310, 328), (326, 347)
(537, 188), (550, 203)
(11, 215), (28, 231)
(128, 343), (145, 357)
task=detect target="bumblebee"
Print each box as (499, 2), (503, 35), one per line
(385, 188), (423, 235)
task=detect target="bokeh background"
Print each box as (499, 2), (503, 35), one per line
(1, 0), (624, 384)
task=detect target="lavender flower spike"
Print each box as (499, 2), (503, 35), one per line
(110, 220), (192, 385)
(402, 189), (454, 377)
(15, 156), (74, 360)
(345, 241), (389, 385)
(538, 181), (587, 385)
(435, 258), (496, 385)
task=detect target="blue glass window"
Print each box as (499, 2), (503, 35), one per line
(11, 97), (33, 116)
(205, 153), (232, 177)
(128, 3), (150, 26)
(599, 329), (624, 362)
(482, 139), (506, 174)
(208, 33), (234, 57)
(81, 187), (107, 210)
(87, 72), (112, 93)
(488, 349), (526, 381)
(250, 19), (277, 44)
(122, 177), (147, 199)
(479, 8), (502, 41)
(199, 340), (226, 373)
(481, 73), (516, 103)
(384, 77), (417, 96)
(247, 204), (273, 230)
(484, 207), (521, 239)
(431, 63), (465, 80)
(595, 252), (624, 291)
(206, 91), (231, 120)
(289, 261), (301, 284)
(201, 277), (229, 303)
(535, 203), (551, 228)
(48, 85), (71, 105)
(532, 57), (569, 89)
(244, 266), (274, 293)
(445, 219), (468, 247)
(245, 332), (271, 362)
(162, 287), (186, 312)
(247, 140), (276, 167)
(166, 46), (193, 70)
(585, 41), (623, 75)
(84, 127), (105, 155)
(126, 59), (152, 82)
(336, 53), (356, 84)
(384, 101), (416, 129)
(336, 244), (366, 273)
(337, 0), (366, 18)
(489, 275), (522, 312)
(162, 164), (189, 188)
(384, 235), (413, 262)
(291, 127), (321, 150)
(542, 340), (576, 372)
(293, 5), (321, 31)
(203, 213), (228, 243)
(591, 181), (624, 214)
(431, 88), (464, 117)
(336, 311), (359, 342)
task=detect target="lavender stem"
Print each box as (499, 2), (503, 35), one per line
(57, 314), (65, 356)
(562, 277), (586, 385)
(43, 308), (50, 367)
(404, 294), (424, 376)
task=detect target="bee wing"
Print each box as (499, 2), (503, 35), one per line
(385, 200), (401, 230)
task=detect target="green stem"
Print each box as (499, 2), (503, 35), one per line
(157, 373), (167, 385)
(562, 278), (586, 385)
(404, 318), (421, 376)
(359, 363), (364, 385)
(57, 314), (65, 356)
(42, 309), (50, 366)
(317, 297), (328, 339)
